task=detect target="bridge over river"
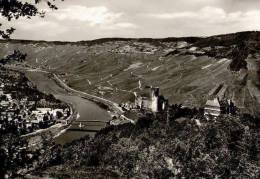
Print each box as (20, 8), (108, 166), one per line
(24, 71), (111, 145)
(69, 120), (108, 132)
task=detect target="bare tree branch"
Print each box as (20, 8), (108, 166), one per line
(0, 0), (63, 39)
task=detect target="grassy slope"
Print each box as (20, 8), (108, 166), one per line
(0, 31), (260, 115)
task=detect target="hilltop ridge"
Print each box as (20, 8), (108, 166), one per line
(1, 30), (259, 45)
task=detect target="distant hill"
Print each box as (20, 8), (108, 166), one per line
(1, 31), (260, 116)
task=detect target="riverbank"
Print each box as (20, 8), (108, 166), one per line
(0, 66), (70, 137)
(23, 70), (111, 145)
(3, 64), (131, 145)
(5, 64), (133, 123)
(51, 73), (134, 123)
(21, 105), (77, 149)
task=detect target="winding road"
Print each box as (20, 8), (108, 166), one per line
(24, 70), (111, 145)
(5, 65), (134, 144)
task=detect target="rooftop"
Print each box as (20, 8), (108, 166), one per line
(205, 98), (220, 108)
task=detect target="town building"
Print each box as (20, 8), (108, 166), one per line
(204, 98), (221, 117)
(205, 84), (238, 118)
(204, 98), (236, 117)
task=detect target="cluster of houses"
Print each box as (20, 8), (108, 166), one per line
(0, 69), (70, 135)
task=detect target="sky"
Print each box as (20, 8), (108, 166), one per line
(3, 0), (260, 41)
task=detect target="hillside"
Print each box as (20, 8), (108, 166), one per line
(1, 31), (260, 116)
(31, 114), (260, 178)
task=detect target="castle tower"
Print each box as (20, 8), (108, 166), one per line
(151, 87), (159, 112)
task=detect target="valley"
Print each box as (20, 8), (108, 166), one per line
(1, 31), (260, 116)
(1, 31), (260, 178)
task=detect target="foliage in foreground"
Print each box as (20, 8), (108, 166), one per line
(0, 50), (27, 64)
(0, 0), (61, 38)
(36, 114), (260, 178)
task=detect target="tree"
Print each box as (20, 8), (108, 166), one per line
(56, 110), (63, 119)
(0, 50), (27, 64)
(0, 0), (63, 39)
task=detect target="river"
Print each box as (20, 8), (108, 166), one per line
(25, 71), (111, 145)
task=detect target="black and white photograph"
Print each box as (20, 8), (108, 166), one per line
(0, 0), (260, 178)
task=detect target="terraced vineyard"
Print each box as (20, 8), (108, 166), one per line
(1, 31), (260, 116)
